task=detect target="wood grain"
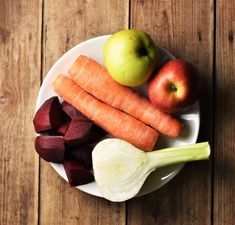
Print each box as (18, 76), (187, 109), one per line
(0, 0), (42, 224)
(40, 0), (128, 224)
(214, 0), (235, 224)
(5, 0), (235, 224)
(128, 1), (213, 224)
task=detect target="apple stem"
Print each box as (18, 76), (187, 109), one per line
(169, 83), (178, 92)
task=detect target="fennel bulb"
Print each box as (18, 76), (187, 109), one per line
(92, 138), (210, 202)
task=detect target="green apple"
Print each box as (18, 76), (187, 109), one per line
(103, 29), (159, 86)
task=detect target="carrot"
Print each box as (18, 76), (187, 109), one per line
(69, 55), (182, 137)
(52, 74), (159, 151)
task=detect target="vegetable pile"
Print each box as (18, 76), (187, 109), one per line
(33, 29), (209, 201)
(33, 96), (106, 186)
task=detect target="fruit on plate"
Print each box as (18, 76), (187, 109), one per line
(64, 115), (93, 145)
(148, 59), (200, 114)
(33, 96), (67, 133)
(63, 159), (94, 186)
(66, 145), (93, 169)
(103, 29), (159, 86)
(69, 55), (182, 137)
(35, 136), (65, 163)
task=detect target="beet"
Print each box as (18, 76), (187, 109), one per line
(62, 101), (87, 120)
(63, 160), (94, 186)
(66, 145), (93, 169)
(57, 123), (70, 136)
(61, 101), (106, 143)
(64, 115), (93, 145)
(87, 125), (107, 144)
(33, 96), (68, 133)
(35, 136), (65, 163)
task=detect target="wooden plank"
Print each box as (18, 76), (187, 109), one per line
(0, 0), (42, 224)
(214, 1), (235, 224)
(128, 1), (213, 224)
(40, 1), (128, 224)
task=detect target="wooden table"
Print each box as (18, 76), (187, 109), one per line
(1, 0), (234, 224)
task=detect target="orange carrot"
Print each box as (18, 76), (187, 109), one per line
(52, 74), (159, 151)
(69, 55), (182, 137)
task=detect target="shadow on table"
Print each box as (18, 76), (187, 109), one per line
(127, 161), (210, 224)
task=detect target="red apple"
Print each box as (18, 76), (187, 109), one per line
(148, 59), (200, 114)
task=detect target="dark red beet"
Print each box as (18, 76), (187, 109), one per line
(33, 96), (67, 133)
(63, 160), (94, 186)
(35, 136), (65, 163)
(64, 115), (93, 145)
(57, 123), (70, 136)
(87, 125), (107, 144)
(62, 101), (87, 120)
(62, 101), (106, 143)
(66, 145), (93, 169)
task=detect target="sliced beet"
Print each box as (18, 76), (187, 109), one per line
(47, 123), (69, 136)
(64, 115), (93, 145)
(63, 160), (94, 186)
(33, 96), (68, 133)
(61, 101), (106, 143)
(62, 101), (87, 120)
(66, 145), (93, 169)
(57, 123), (70, 136)
(87, 125), (107, 144)
(35, 136), (65, 163)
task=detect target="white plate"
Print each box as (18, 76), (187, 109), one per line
(36, 35), (200, 199)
